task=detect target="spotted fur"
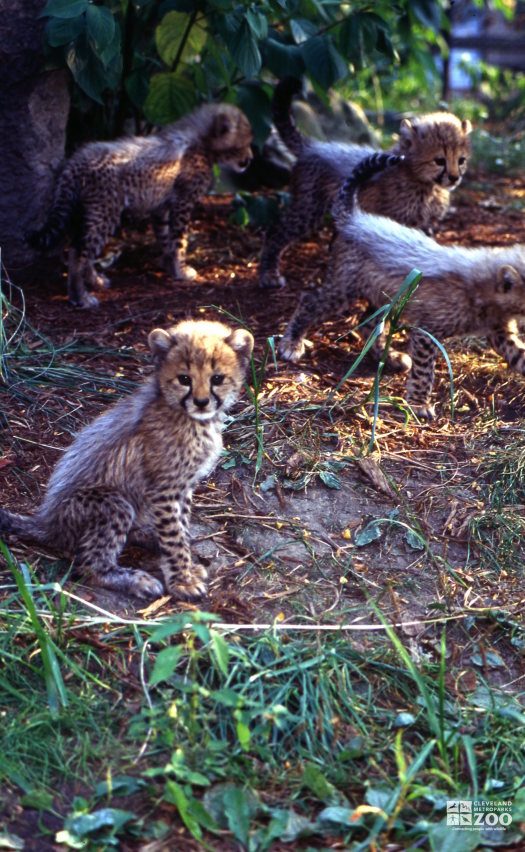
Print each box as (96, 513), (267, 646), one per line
(259, 77), (472, 289)
(279, 154), (525, 419)
(28, 105), (253, 308)
(0, 320), (254, 598)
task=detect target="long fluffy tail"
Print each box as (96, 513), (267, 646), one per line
(26, 165), (78, 251)
(0, 507), (42, 541)
(332, 152), (405, 222)
(272, 76), (304, 156)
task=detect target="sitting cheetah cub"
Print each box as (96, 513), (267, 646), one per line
(279, 153), (525, 419)
(28, 104), (253, 308)
(259, 77), (471, 289)
(0, 320), (253, 599)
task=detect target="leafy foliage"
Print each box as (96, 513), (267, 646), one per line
(39, 0), (448, 140)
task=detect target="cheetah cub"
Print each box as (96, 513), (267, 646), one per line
(279, 153), (525, 419)
(259, 77), (471, 289)
(0, 320), (254, 599)
(28, 104), (253, 308)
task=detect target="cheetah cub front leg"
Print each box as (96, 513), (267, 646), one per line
(405, 330), (438, 420)
(153, 490), (207, 600)
(153, 204), (198, 281)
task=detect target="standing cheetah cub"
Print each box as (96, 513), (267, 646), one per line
(259, 77), (472, 289)
(28, 104), (253, 308)
(279, 153), (525, 419)
(0, 320), (254, 599)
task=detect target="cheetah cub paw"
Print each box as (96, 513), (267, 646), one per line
(259, 272), (287, 290)
(386, 350), (412, 373)
(278, 336), (305, 363)
(166, 564), (208, 601)
(408, 402), (436, 421)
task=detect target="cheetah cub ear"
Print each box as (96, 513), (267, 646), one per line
(212, 112), (233, 138)
(461, 118), (472, 135)
(496, 264), (522, 293)
(398, 118), (418, 149)
(227, 328), (254, 364)
(148, 327), (176, 360)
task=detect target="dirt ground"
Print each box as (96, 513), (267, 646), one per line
(1, 169), (524, 661)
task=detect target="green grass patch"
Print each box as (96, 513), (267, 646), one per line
(1, 564), (523, 849)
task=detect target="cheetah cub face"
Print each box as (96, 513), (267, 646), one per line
(207, 107), (254, 173)
(149, 320), (253, 422)
(398, 113), (472, 190)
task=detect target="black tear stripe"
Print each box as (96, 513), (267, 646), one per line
(436, 166), (447, 185)
(181, 388), (192, 408)
(211, 388), (223, 409)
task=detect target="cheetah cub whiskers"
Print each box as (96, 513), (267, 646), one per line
(259, 76), (471, 290)
(28, 104), (253, 308)
(279, 153), (525, 419)
(0, 320), (254, 599)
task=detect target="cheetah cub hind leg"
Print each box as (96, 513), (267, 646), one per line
(89, 565), (165, 599)
(73, 491), (164, 599)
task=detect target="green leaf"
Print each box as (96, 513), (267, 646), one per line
(143, 72), (197, 124)
(318, 806), (353, 825)
(229, 20), (261, 76)
(156, 11), (207, 68)
(210, 630), (229, 676)
(236, 83), (272, 148)
(20, 791), (55, 812)
(5, 552), (68, 716)
(41, 0), (88, 19)
(164, 781), (202, 842)
(303, 764), (337, 802)
(338, 15), (362, 66)
(125, 68), (150, 109)
(221, 454), (237, 468)
(236, 720), (251, 750)
(192, 622), (211, 644)
(0, 830), (25, 849)
(64, 808), (135, 839)
(149, 645), (182, 685)
(512, 787), (525, 821)
(279, 809), (317, 842)
(261, 38), (304, 78)
(202, 784), (261, 830)
(427, 819), (480, 851)
(94, 776), (143, 798)
(410, 0), (443, 32)
(209, 688), (241, 707)
(364, 786), (391, 811)
(301, 35), (347, 88)
(405, 528), (425, 551)
(290, 17), (317, 44)
(223, 787), (252, 847)
(319, 470), (341, 489)
(45, 15), (85, 47)
(65, 31), (121, 103)
(354, 519), (383, 546)
(86, 5), (115, 57)
(246, 9), (268, 40)
(149, 616), (187, 643)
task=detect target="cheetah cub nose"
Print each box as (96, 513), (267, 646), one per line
(194, 397), (210, 409)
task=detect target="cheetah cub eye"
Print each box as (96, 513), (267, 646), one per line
(211, 374), (224, 386)
(178, 374), (191, 386)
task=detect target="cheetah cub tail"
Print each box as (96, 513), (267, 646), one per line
(272, 76), (305, 157)
(333, 153), (405, 223)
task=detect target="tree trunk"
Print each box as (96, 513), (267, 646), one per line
(0, 0), (70, 277)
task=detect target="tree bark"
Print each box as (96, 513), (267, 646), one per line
(0, 0), (70, 276)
